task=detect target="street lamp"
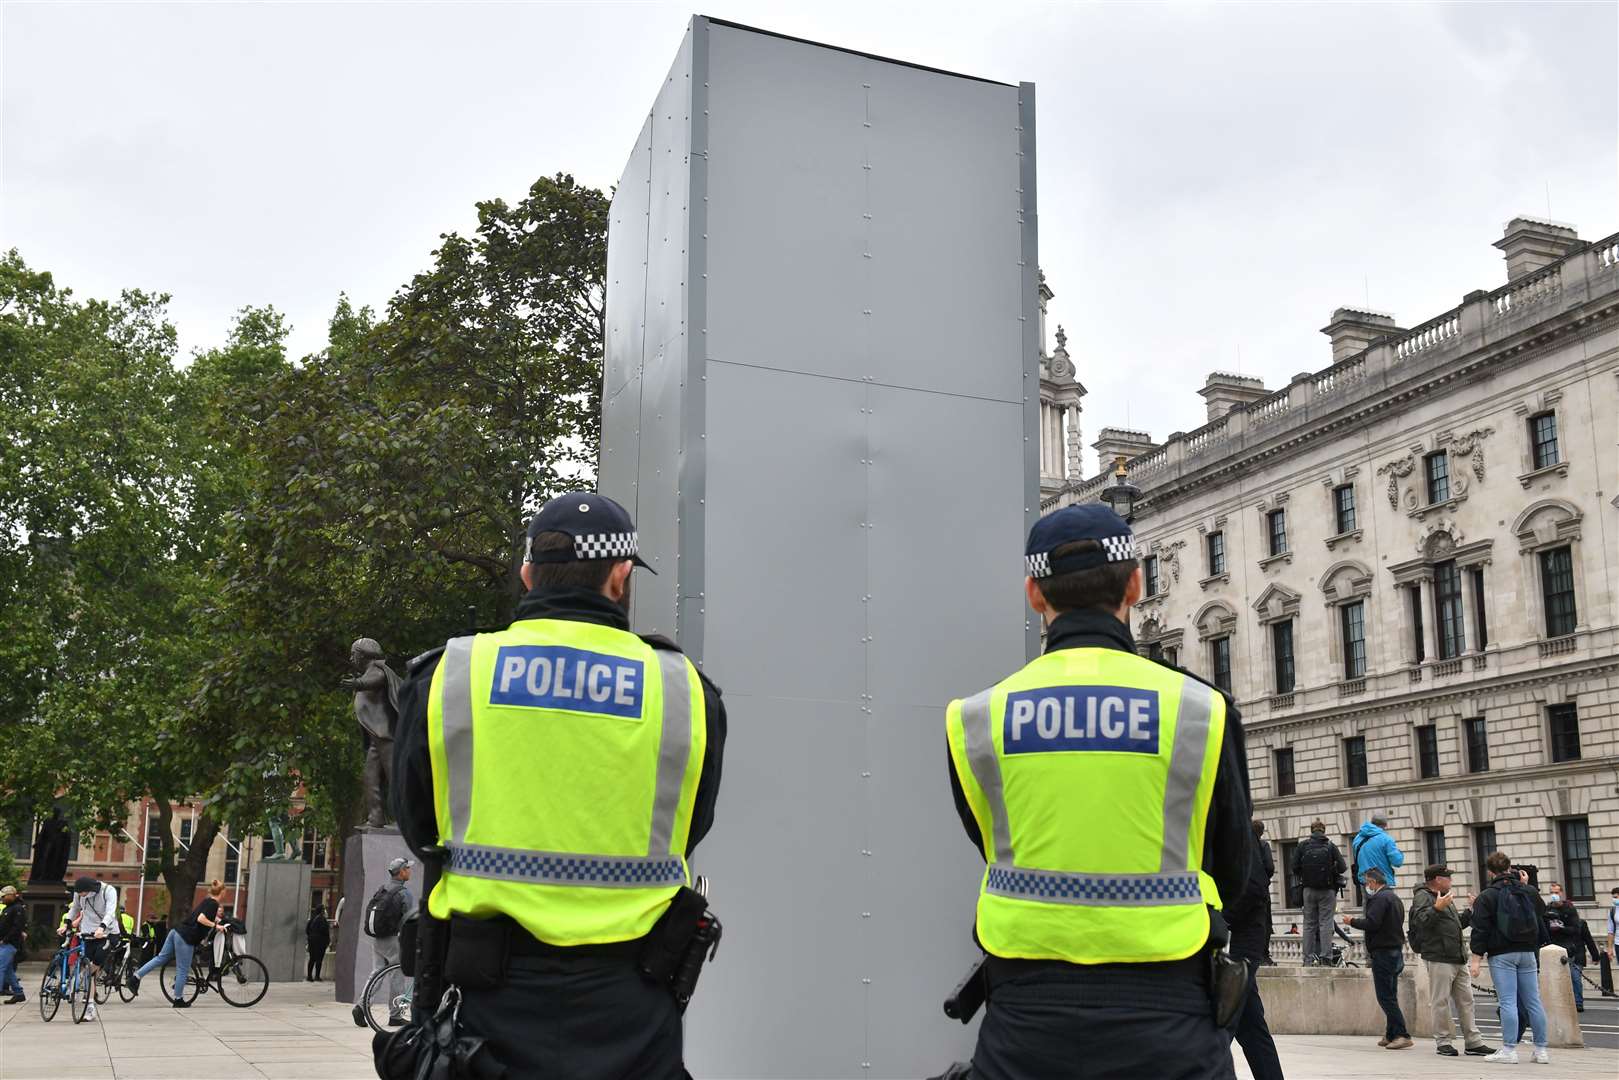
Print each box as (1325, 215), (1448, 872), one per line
(1098, 457), (1142, 522)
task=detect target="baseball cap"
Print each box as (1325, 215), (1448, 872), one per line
(387, 857), (414, 875)
(73, 876), (101, 893)
(0, 885), (18, 900)
(1025, 503), (1135, 579)
(524, 492), (655, 574)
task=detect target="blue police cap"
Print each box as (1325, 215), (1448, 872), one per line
(525, 492), (656, 574)
(1024, 503), (1135, 579)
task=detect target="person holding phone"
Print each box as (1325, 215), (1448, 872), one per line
(1410, 865), (1492, 1057)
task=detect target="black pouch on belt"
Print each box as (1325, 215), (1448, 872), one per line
(1208, 949), (1248, 1027)
(638, 886), (709, 986)
(444, 915), (511, 992)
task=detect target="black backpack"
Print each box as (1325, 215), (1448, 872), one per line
(1297, 839), (1335, 890)
(364, 883), (407, 939)
(1494, 885), (1540, 948)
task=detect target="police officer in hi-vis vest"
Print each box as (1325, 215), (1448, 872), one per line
(946, 503), (1253, 1079)
(393, 492), (726, 1079)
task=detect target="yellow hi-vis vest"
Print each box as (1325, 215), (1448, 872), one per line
(427, 618), (707, 946)
(946, 646), (1225, 965)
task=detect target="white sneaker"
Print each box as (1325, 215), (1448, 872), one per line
(84, 1004), (97, 1022)
(1531, 1048), (1550, 1065)
(1483, 1046), (1519, 1064)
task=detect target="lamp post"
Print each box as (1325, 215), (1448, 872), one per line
(1098, 457), (1142, 522)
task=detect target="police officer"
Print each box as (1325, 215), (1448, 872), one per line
(393, 492), (726, 1079)
(945, 504), (1253, 1080)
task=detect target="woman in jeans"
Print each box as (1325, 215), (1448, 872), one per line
(1469, 852), (1550, 1064)
(128, 880), (228, 1007)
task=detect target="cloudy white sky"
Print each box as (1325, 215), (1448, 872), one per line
(3, 1), (1614, 453)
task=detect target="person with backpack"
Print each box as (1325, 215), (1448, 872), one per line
(1469, 851), (1551, 1064)
(1291, 820), (1345, 965)
(1409, 865), (1492, 1057)
(1352, 813), (1404, 888)
(355, 857), (413, 1027)
(1543, 880), (1599, 1012)
(1343, 867), (1411, 1049)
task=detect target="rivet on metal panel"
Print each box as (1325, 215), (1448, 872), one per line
(861, 771), (871, 778)
(862, 163), (872, 171)
(862, 213), (872, 220)
(861, 82), (871, 88)
(861, 912), (871, 918)
(861, 850), (872, 856)
(863, 252), (872, 259)
(862, 122), (871, 128)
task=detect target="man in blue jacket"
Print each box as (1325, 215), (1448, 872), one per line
(1353, 813), (1405, 888)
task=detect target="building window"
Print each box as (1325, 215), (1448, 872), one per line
(178, 816), (193, 850)
(1207, 531), (1226, 577)
(1559, 818), (1594, 901)
(223, 837), (238, 884)
(1333, 484), (1356, 534)
(302, 828), (327, 867)
(1143, 555), (1160, 597)
(1274, 748), (1295, 797)
(1530, 412), (1560, 470)
(1435, 560), (1464, 659)
(1266, 509), (1288, 557)
(1146, 641), (1164, 662)
(1410, 586), (1426, 663)
(1416, 724), (1440, 779)
(1340, 600), (1367, 680)
(1548, 703), (1581, 763)
(1279, 841), (1303, 908)
(1164, 646), (1178, 667)
(146, 814), (164, 858)
(1425, 451), (1449, 504)
(1424, 828), (1447, 870)
(261, 832), (276, 860)
(1463, 717), (1489, 773)
(1471, 567), (1488, 650)
(1272, 621), (1295, 694)
(1539, 546), (1577, 637)
(1344, 735), (1368, 788)
(1210, 636), (1232, 694)
(1473, 824), (1497, 889)
(6, 821), (31, 861)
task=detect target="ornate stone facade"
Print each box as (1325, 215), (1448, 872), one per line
(1037, 274), (1086, 499)
(1049, 218), (1619, 936)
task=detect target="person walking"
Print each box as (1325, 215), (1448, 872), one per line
(1410, 864), (1493, 1057)
(1291, 821), (1346, 966)
(393, 492), (727, 1079)
(1353, 814), (1404, 888)
(355, 858), (413, 1026)
(0, 885), (27, 1004)
(1543, 881), (1599, 1012)
(1470, 852), (1551, 1064)
(64, 876), (119, 1022)
(1251, 820), (1275, 965)
(1226, 840), (1285, 1080)
(305, 905), (331, 982)
(1604, 885), (1618, 996)
(1344, 867), (1411, 1049)
(946, 503), (1254, 1080)
(128, 879), (229, 1007)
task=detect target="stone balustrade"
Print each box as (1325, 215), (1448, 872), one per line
(1394, 308), (1461, 359)
(1492, 262), (1562, 319)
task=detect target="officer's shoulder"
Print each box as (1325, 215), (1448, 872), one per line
(405, 646), (446, 680)
(638, 633), (724, 697)
(1150, 657), (1235, 710)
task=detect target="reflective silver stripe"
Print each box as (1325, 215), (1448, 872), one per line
(1161, 677), (1216, 874)
(440, 635), (477, 847)
(649, 650), (694, 855)
(961, 689), (1013, 866)
(986, 867), (1203, 907)
(445, 843), (686, 889)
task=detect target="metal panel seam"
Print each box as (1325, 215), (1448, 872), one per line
(681, 16), (711, 663)
(1018, 83), (1042, 663)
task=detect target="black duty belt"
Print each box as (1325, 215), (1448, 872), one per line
(507, 928), (646, 960)
(987, 953), (1206, 989)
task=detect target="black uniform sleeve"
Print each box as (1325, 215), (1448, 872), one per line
(947, 746), (987, 860)
(1205, 693), (1254, 914)
(685, 663), (727, 857)
(392, 648), (444, 862)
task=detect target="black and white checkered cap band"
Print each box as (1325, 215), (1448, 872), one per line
(1025, 533), (1135, 578)
(573, 532), (638, 561)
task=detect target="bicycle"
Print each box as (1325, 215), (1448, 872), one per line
(158, 930), (269, 1008)
(354, 962), (412, 1033)
(39, 933), (93, 1023)
(97, 936), (138, 1004)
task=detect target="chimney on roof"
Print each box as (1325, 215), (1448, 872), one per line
(1197, 372), (1269, 423)
(1321, 308), (1400, 364)
(1092, 428), (1156, 475)
(1494, 217), (1580, 281)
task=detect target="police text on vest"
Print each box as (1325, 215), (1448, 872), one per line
(489, 645), (644, 719)
(1003, 686), (1160, 754)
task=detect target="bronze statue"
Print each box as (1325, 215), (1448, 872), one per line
(340, 638), (402, 829)
(28, 808), (72, 884)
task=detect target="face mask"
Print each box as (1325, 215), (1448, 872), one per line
(1550, 894), (1562, 903)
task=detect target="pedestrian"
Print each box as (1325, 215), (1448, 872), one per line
(1603, 885), (1618, 997)
(1352, 813), (1404, 888)
(1469, 851), (1551, 1064)
(128, 879), (229, 1007)
(354, 858), (412, 1026)
(1343, 867), (1411, 1049)
(393, 492), (727, 1079)
(1292, 821), (1346, 966)
(1409, 864), (1493, 1057)
(64, 876), (119, 1022)
(1226, 841), (1285, 1080)
(946, 503), (1253, 1080)
(0, 884), (27, 1004)
(305, 905), (331, 982)
(1286, 923), (1299, 935)
(1251, 820), (1275, 964)
(1543, 880), (1599, 1012)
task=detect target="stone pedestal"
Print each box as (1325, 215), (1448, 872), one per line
(1257, 965), (1418, 1035)
(245, 858), (313, 982)
(336, 827), (413, 1004)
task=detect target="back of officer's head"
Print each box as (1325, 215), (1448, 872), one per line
(1031, 540), (1139, 617)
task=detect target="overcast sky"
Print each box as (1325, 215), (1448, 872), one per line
(4, 1), (1614, 458)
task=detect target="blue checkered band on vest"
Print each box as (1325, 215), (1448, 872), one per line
(447, 844), (685, 888)
(986, 867), (1202, 906)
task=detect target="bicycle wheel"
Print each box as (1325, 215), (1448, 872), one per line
(115, 953), (137, 1003)
(39, 965), (61, 1022)
(69, 965), (90, 1023)
(158, 957), (204, 1004)
(93, 958), (114, 1004)
(357, 963), (406, 1033)
(216, 953), (268, 1008)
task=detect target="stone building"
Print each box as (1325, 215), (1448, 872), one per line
(1037, 273), (1086, 500)
(1046, 217), (1619, 941)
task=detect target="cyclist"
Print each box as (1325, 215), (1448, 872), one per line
(128, 879), (228, 1008)
(64, 876), (120, 1022)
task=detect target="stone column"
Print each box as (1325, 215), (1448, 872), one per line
(1457, 574), (1476, 654)
(1536, 944), (1585, 1049)
(1424, 578), (1442, 663)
